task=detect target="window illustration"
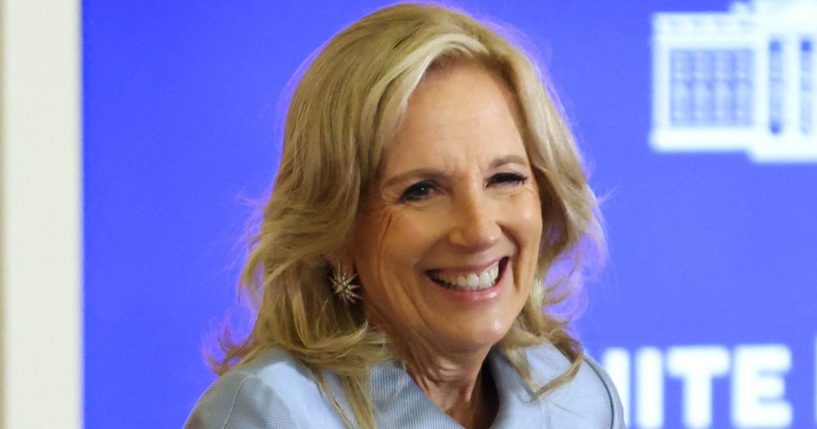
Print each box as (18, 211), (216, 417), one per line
(651, 0), (817, 163)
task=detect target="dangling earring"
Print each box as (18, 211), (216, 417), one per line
(330, 263), (360, 304)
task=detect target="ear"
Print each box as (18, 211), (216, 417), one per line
(323, 242), (357, 273)
(323, 214), (362, 276)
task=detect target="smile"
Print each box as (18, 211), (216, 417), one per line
(427, 258), (507, 291)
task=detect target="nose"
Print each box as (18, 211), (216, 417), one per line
(447, 187), (501, 252)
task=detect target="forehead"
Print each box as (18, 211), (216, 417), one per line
(381, 63), (528, 175)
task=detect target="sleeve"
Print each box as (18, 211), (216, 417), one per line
(584, 356), (627, 429)
(183, 371), (302, 429)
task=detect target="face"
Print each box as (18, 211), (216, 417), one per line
(352, 63), (543, 357)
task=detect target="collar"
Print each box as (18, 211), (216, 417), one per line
(369, 348), (547, 428)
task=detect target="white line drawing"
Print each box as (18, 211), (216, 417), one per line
(651, 0), (817, 163)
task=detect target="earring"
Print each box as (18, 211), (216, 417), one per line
(330, 263), (360, 304)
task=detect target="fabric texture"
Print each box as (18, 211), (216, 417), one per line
(185, 344), (625, 428)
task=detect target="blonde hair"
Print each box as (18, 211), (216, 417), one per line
(212, 3), (604, 428)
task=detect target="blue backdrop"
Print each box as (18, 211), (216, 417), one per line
(83, 1), (817, 427)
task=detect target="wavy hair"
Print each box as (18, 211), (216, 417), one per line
(211, 3), (604, 428)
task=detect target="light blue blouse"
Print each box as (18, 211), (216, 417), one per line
(185, 344), (625, 428)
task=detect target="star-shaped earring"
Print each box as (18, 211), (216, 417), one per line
(330, 263), (360, 304)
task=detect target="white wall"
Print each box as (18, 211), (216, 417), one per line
(0, 1), (82, 428)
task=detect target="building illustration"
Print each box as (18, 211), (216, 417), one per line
(651, 0), (817, 163)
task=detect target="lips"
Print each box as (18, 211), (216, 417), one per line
(427, 257), (508, 291)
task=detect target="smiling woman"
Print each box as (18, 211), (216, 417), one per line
(185, 3), (623, 429)
(356, 63), (544, 377)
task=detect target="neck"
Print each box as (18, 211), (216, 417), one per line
(365, 313), (499, 428)
(401, 345), (498, 429)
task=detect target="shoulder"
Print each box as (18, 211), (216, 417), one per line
(525, 343), (626, 429)
(184, 348), (345, 429)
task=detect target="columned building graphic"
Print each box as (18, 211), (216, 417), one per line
(651, 0), (817, 162)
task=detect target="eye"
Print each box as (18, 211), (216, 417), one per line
(487, 172), (527, 187)
(399, 180), (436, 203)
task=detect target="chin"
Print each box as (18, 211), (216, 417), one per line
(444, 317), (516, 352)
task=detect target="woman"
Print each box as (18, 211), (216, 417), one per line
(186, 3), (624, 428)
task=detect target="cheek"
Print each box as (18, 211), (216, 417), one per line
(354, 205), (394, 284)
(508, 188), (544, 285)
(353, 205), (428, 310)
(513, 188), (544, 246)
(358, 202), (439, 267)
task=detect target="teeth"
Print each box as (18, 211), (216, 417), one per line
(429, 264), (500, 291)
(478, 271), (491, 286)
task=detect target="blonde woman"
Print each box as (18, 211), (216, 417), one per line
(186, 3), (624, 428)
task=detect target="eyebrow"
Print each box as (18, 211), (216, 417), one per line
(383, 154), (530, 188)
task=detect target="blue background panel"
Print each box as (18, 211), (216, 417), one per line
(83, 1), (817, 427)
